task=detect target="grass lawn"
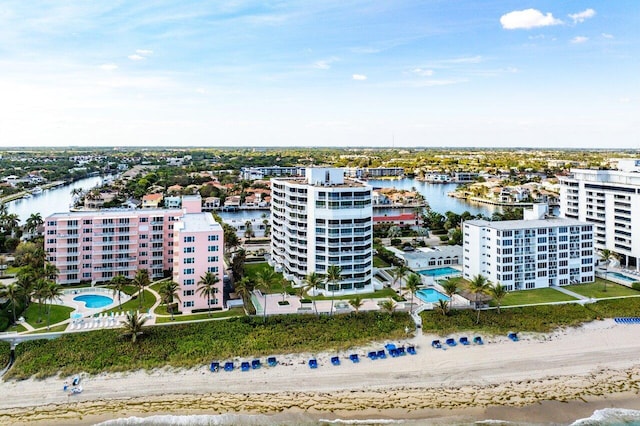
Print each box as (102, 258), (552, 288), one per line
(373, 256), (390, 268)
(29, 323), (68, 334)
(243, 262), (290, 293)
(113, 290), (157, 313)
(311, 286), (398, 301)
(496, 288), (578, 307)
(6, 323), (28, 333)
(567, 279), (640, 299)
(23, 303), (74, 329)
(155, 308), (245, 323)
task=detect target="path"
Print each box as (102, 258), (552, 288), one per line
(552, 286), (588, 300)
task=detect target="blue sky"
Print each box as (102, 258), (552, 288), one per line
(0, 1), (638, 148)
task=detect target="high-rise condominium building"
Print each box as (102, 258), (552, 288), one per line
(559, 159), (640, 270)
(463, 205), (594, 290)
(269, 168), (373, 295)
(44, 195), (225, 313)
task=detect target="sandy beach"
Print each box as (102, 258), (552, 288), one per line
(2, 319), (639, 425)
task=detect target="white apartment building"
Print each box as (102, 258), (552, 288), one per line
(463, 205), (595, 291)
(269, 168), (374, 295)
(559, 159), (640, 270)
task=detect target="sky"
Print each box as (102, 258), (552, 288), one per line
(0, 1), (638, 149)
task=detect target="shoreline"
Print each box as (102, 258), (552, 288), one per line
(2, 319), (640, 424)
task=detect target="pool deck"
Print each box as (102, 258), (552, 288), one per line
(54, 287), (132, 323)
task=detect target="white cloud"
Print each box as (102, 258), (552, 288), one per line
(128, 54), (145, 61)
(128, 49), (153, 61)
(411, 68), (434, 77)
(602, 33), (614, 39)
(500, 9), (562, 30)
(571, 36), (588, 44)
(136, 49), (154, 56)
(313, 57), (338, 70)
(100, 63), (118, 71)
(569, 9), (596, 24)
(352, 74), (367, 81)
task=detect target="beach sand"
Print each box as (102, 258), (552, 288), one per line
(2, 319), (639, 425)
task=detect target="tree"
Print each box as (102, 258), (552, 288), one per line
(43, 262), (59, 282)
(254, 268), (279, 321)
(244, 220), (254, 240)
(441, 279), (458, 313)
(599, 249), (617, 292)
(197, 272), (220, 317)
(391, 264), (408, 292)
(121, 311), (148, 343)
(44, 281), (63, 330)
(222, 223), (240, 253)
(436, 299), (449, 316)
(326, 265), (342, 316)
(110, 275), (128, 309)
(24, 213), (43, 235)
(468, 274), (492, 324)
(387, 225), (401, 239)
(33, 278), (49, 323)
(132, 269), (150, 309)
(380, 299), (396, 314)
(159, 281), (181, 320)
(230, 248), (246, 282)
(16, 267), (36, 309)
(404, 273), (421, 313)
(489, 282), (508, 314)
(303, 272), (323, 316)
(0, 282), (23, 324)
(349, 296), (363, 314)
(233, 276), (254, 314)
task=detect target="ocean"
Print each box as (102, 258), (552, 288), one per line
(94, 409), (640, 426)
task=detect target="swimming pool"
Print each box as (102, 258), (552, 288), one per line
(73, 294), (114, 309)
(416, 288), (450, 303)
(608, 272), (637, 283)
(417, 267), (461, 277)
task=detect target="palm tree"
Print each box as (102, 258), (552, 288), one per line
(441, 279), (459, 313)
(0, 283), (23, 324)
(132, 269), (150, 309)
(3, 213), (20, 236)
(254, 268), (279, 321)
(380, 299), (396, 314)
(233, 276), (253, 314)
(599, 249), (616, 292)
(391, 264), (408, 291)
(16, 267), (36, 309)
(489, 282), (508, 314)
(303, 272), (323, 316)
(404, 273), (421, 313)
(25, 213), (43, 235)
(44, 281), (63, 330)
(159, 281), (181, 320)
(121, 311), (148, 343)
(197, 272), (220, 317)
(326, 265), (342, 316)
(349, 296), (363, 314)
(43, 262), (59, 282)
(436, 299), (449, 316)
(468, 274), (492, 324)
(33, 278), (49, 323)
(244, 220), (254, 240)
(110, 274), (128, 309)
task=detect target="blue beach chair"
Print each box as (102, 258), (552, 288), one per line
(473, 336), (484, 345)
(309, 359), (318, 369)
(376, 350), (387, 359)
(224, 361), (234, 372)
(407, 346), (417, 355)
(445, 338), (457, 347)
(267, 357), (277, 367)
(349, 353), (360, 363)
(508, 332), (519, 342)
(241, 361), (250, 372)
(459, 337), (470, 345)
(209, 362), (220, 372)
(367, 351), (378, 360)
(331, 356), (341, 366)
(431, 340), (442, 349)
(397, 346), (406, 356)
(251, 359), (261, 369)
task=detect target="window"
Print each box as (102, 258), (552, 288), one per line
(207, 266), (219, 273)
(183, 268), (195, 275)
(184, 236), (195, 243)
(183, 290), (194, 297)
(208, 245), (219, 252)
(183, 279), (195, 286)
(208, 235), (219, 241)
(184, 247), (195, 253)
(207, 256), (219, 262)
(184, 257), (195, 264)
(183, 301), (194, 308)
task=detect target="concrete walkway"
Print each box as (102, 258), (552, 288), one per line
(552, 286), (588, 300)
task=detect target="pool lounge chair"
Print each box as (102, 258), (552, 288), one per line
(459, 337), (470, 345)
(224, 361), (234, 372)
(308, 359), (318, 369)
(407, 346), (417, 355)
(251, 359), (261, 369)
(241, 362), (250, 372)
(331, 356), (341, 366)
(367, 351), (378, 360)
(473, 336), (484, 345)
(445, 338), (457, 347)
(267, 357), (277, 367)
(431, 340), (442, 349)
(210, 362), (220, 372)
(349, 353), (360, 363)
(508, 332), (519, 342)
(376, 350), (387, 359)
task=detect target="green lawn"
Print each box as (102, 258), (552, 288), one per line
(29, 323), (68, 334)
(22, 303), (74, 329)
(243, 262), (290, 293)
(311, 286), (399, 301)
(496, 288), (578, 307)
(6, 323), (28, 333)
(567, 279), (640, 299)
(373, 256), (390, 268)
(112, 289), (157, 313)
(155, 308), (245, 323)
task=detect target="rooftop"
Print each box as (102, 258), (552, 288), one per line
(180, 213), (222, 232)
(464, 217), (588, 230)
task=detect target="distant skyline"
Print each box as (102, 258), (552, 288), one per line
(1, 1), (638, 148)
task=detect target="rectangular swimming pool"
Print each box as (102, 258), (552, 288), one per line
(608, 271), (637, 282)
(416, 288), (450, 303)
(417, 266), (461, 277)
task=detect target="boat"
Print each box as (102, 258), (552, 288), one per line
(31, 186), (43, 195)
(22, 193), (32, 199)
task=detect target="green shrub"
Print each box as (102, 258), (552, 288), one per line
(0, 340), (10, 368)
(390, 238), (402, 246)
(632, 282), (640, 291)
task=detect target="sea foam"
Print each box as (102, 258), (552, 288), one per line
(571, 408), (640, 426)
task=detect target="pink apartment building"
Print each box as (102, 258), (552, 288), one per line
(44, 195), (225, 313)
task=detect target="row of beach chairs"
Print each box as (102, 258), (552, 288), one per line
(210, 356), (278, 373)
(68, 317), (121, 330)
(615, 317), (640, 324)
(312, 343), (416, 369)
(432, 336), (484, 348)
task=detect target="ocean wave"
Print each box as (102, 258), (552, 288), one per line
(571, 408), (640, 426)
(318, 419), (405, 425)
(94, 413), (319, 426)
